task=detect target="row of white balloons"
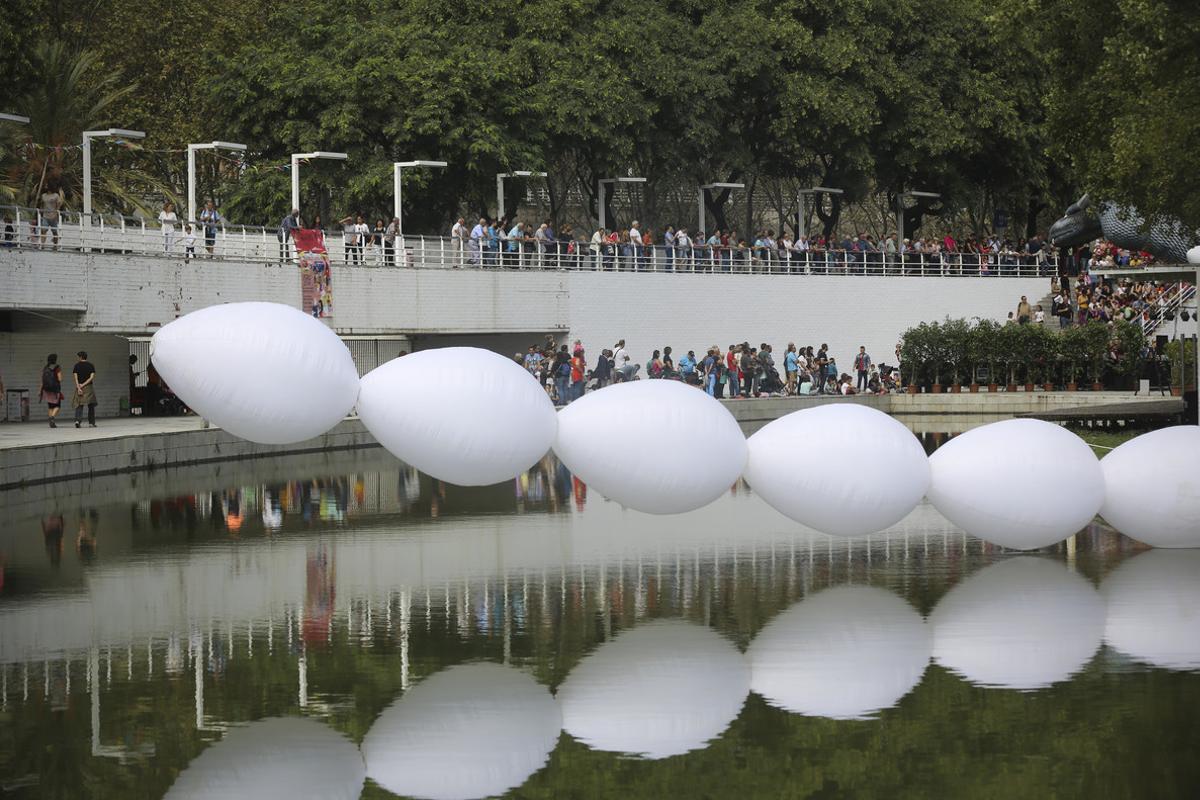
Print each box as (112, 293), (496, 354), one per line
(164, 551), (1199, 800)
(151, 303), (1199, 550)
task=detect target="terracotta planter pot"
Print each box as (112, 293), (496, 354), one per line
(1067, 382), (1078, 391)
(950, 384), (962, 394)
(1043, 383), (1054, 392)
(987, 383), (998, 393)
(1171, 387), (1183, 397)
(1006, 384), (1018, 393)
(1092, 382), (1103, 392)
(907, 384), (918, 395)
(931, 384), (944, 394)
(969, 384), (980, 393)
(1024, 383), (1035, 392)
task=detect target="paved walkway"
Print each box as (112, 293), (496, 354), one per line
(0, 416), (212, 451)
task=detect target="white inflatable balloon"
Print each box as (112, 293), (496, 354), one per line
(927, 419), (1104, 549)
(1103, 550), (1200, 671)
(1188, 245), (1200, 265)
(150, 302), (359, 444)
(357, 347), (557, 486)
(164, 716), (364, 800)
(748, 586), (931, 719)
(361, 663), (561, 800)
(553, 380), (747, 514)
(931, 557), (1104, 689)
(557, 620), (749, 759)
(743, 404), (930, 536)
(1099, 426), (1200, 547)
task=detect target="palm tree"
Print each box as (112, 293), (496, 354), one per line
(1, 41), (174, 215)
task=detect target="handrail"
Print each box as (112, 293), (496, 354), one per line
(0, 203), (1062, 277)
(1141, 283), (1196, 336)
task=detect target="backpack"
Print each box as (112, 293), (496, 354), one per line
(42, 365), (59, 392)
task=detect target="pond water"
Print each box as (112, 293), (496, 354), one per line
(0, 444), (1196, 799)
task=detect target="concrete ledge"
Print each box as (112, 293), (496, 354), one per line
(0, 417), (376, 489)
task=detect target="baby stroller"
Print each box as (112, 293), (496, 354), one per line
(759, 365), (784, 395)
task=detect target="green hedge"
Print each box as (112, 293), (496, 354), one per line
(899, 318), (1146, 388)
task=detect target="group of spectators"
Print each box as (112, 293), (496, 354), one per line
(516, 338), (900, 406)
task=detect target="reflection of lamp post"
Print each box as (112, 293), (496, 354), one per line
(496, 171), (547, 219)
(394, 160), (448, 236)
(82, 128), (146, 217)
(290, 151), (348, 214)
(698, 182), (744, 239)
(896, 190), (940, 246)
(187, 141), (247, 223)
(797, 186), (844, 239)
(597, 176), (646, 231)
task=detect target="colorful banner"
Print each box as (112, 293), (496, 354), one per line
(293, 228), (333, 319)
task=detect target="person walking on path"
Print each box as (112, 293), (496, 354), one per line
(71, 351), (97, 428)
(854, 346), (872, 392)
(40, 354), (64, 428)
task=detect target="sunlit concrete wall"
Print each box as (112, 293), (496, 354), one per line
(2, 248), (1050, 370)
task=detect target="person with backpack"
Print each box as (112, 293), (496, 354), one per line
(40, 354), (64, 428)
(552, 345), (571, 406)
(72, 351), (98, 428)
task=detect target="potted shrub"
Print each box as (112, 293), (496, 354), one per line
(1024, 325), (1054, 392)
(1080, 321), (1110, 391)
(968, 319), (999, 393)
(900, 323), (933, 394)
(996, 322), (1023, 392)
(941, 317), (971, 393)
(1060, 325), (1086, 390)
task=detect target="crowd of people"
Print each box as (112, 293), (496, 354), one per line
(515, 338), (899, 406)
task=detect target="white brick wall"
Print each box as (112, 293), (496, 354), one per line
(2, 249), (1049, 379)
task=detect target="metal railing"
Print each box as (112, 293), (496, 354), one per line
(1140, 282), (1196, 336)
(1, 205), (1061, 277)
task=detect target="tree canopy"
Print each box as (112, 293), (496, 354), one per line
(1, 0), (1195, 238)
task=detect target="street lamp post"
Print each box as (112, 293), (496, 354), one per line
(496, 171), (547, 220)
(698, 182), (745, 239)
(796, 186), (844, 240)
(597, 176), (646, 231)
(896, 190), (941, 248)
(82, 128), (146, 217)
(290, 151), (349, 216)
(0, 113), (31, 124)
(393, 160), (448, 237)
(187, 141), (247, 223)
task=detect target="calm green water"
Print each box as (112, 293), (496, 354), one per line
(0, 446), (1196, 799)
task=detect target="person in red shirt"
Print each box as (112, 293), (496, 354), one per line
(569, 349), (587, 402)
(726, 344), (741, 398)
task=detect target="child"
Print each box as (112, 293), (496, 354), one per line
(182, 224), (197, 259)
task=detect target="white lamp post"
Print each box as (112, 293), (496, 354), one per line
(290, 151), (349, 215)
(896, 190), (940, 246)
(597, 176), (646, 231)
(82, 128), (145, 217)
(0, 113), (30, 124)
(698, 182), (745, 239)
(187, 141), (247, 223)
(393, 160), (448, 236)
(796, 186), (844, 239)
(496, 171), (547, 219)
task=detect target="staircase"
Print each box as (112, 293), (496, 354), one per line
(1141, 283), (1196, 337)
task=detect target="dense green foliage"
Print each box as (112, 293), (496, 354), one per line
(900, 317), (1148, 388)
(0, 0), (1196, 234)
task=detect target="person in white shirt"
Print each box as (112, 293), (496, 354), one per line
(353, 215), (370, 264)
(629, 220), (643, 269)
(590, 227), (604, 268)
(469, 217), (486, 265)
(182, 224), (197, 259)
(451, 217), (467, 262)
(158, 201), (178, 252)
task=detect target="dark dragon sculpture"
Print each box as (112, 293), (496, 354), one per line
(1048, 194), (1198, 263)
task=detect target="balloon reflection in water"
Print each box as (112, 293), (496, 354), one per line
(557, 620), (749, 759)
(931, 557), (1104, 690)
(164, 716), (364, 800)
(361, 663), (561, 800)
(747, 586), (931, 719)
(1103, 550), (1200, 671)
